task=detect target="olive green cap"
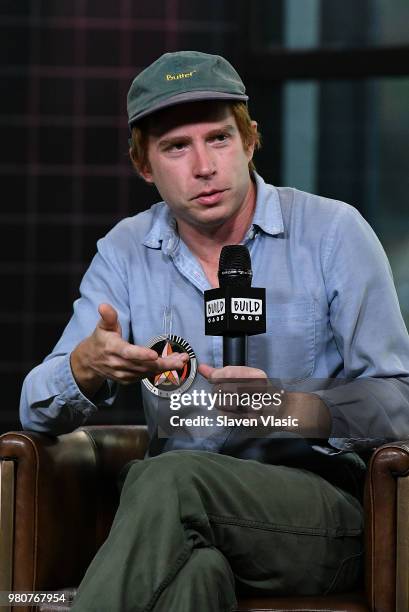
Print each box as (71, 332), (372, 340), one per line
(127, 51), (248, 127)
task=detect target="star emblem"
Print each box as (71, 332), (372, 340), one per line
(142, 333), (196, 398)
(153, 341), (180, 386)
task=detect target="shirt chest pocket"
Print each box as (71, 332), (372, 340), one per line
(248, 301), (316, 380)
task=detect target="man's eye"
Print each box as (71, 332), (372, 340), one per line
(212, 134), (229, 143)
(169, 142), (186, 151)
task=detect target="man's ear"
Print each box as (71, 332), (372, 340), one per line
(129, 148), (154, 183)
(244, 121), (258, 162)
(138, 164), (154, 184)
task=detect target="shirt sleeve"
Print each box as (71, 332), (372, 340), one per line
(20, 234), (130, 435)
(314, 204), (409, 451)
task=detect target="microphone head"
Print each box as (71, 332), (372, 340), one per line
(218, 245), (252, 288)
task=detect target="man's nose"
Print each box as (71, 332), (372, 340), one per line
(192, 144), (216, 178)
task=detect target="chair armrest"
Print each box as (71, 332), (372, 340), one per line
(364, 439), (409, 612)
(0, 425), (149, 594)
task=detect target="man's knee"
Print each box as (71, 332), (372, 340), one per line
(187, 547), (234, 583)
(154, 547), (237, 611)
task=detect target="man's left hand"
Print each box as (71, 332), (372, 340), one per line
(199, 363), (268, 381)
(199, 363), (332, 438)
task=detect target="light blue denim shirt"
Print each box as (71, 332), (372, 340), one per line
(20, 173), (409, 459)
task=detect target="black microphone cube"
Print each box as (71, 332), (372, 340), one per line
(204, 287), (266, 336)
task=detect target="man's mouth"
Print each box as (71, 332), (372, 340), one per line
(192, 189), (227, 205)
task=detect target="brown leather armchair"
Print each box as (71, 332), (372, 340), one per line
(1, 425), (409, 612)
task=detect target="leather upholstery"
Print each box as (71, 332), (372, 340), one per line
(0, 425), (148, 611)
(2, 426), (408, 612)
(364, 441), (409, 611)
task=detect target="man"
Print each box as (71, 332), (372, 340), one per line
(20, 51), (409, 611)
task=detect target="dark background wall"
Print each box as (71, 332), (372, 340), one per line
(1, 0), (250, 431)
(1, 0), (408, 433)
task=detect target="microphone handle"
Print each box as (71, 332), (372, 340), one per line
(223, 335), (247, 367)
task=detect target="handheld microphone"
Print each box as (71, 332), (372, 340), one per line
(204, 245), (266, 366)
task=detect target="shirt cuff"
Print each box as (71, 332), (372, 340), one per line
(314, 390), (387, 452)
(56, 353), (116, 416)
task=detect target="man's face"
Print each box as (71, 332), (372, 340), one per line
(139, 102), (256, 231)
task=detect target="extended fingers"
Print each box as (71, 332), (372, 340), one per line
(154, 353), (189, 372)
(115, 340), (188, 372)
(201, 365), (268, 382)
(118, 342), (159, 363)
(198, 363), (215, 379)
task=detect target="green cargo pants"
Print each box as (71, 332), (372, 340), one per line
(71, 449), (364, 612)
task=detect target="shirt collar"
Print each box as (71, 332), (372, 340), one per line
(143, 204), (178, 253)
(143, 171), (284, 253)
(251, 172), (284, 236)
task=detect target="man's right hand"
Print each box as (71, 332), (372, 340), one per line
(70, 303), (189, 399)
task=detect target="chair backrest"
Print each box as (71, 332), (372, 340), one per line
(0, 426), (149, 594)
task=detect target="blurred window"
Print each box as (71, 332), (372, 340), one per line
(247, 0), (409, 327)
(251, 0), (409, 50)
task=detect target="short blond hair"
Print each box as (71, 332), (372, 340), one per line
(129, 101), (261, 176)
